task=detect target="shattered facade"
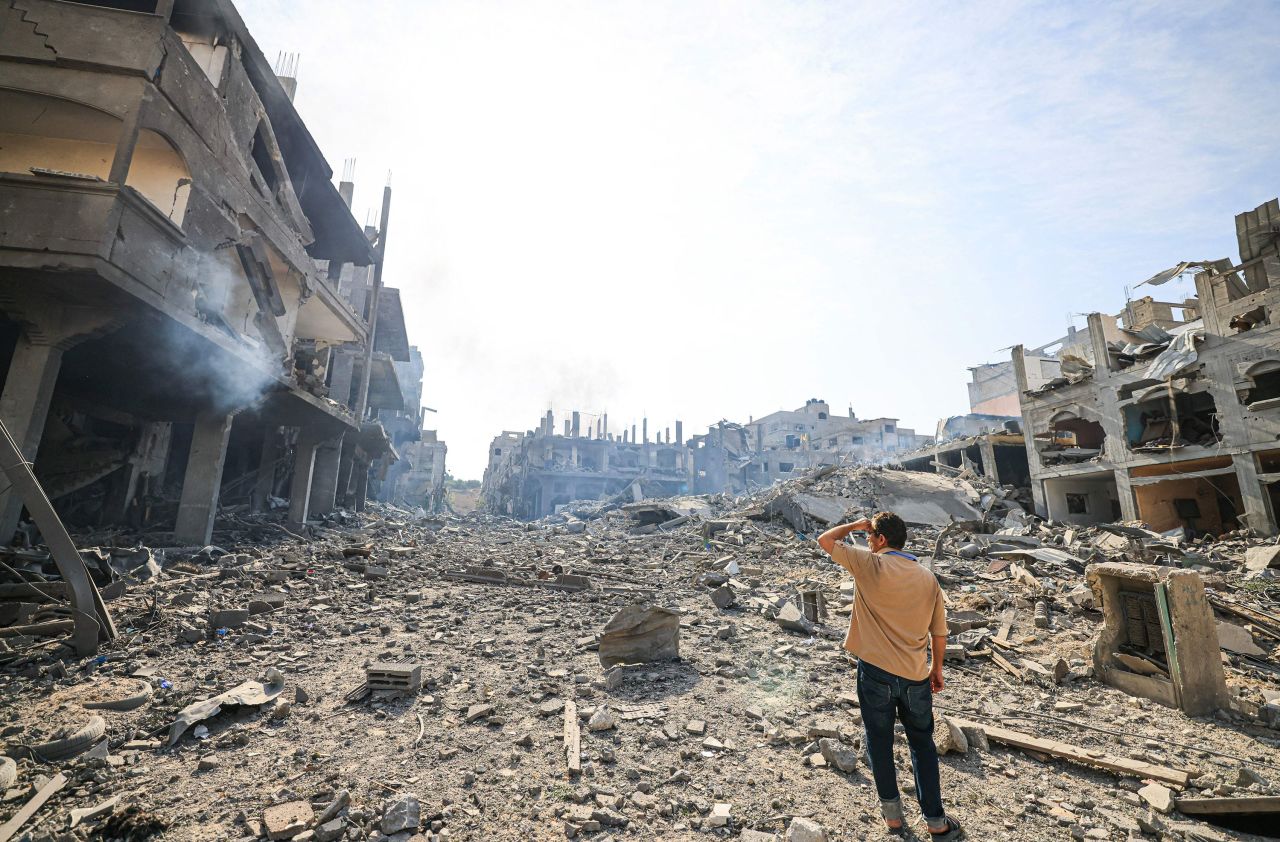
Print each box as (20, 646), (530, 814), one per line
(691, 399), (931, 494)
(0, 0), (418, 543)
(1016, 198), (1280, 535)
(372, 346), (449, 512)
(482, 410), (691, 518)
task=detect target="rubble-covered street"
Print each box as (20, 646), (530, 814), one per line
(2, 465), (1279, 841)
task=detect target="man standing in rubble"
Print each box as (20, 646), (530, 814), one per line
(818, 511), (962, 840)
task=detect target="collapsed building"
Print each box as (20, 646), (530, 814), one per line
(0, 0), (422, 544)
(371, 346), (449, 512)
(482, 411), (690, 518)
(691, 399), (931, 494)
(895, 295), (1206, 496)
(1014, 199), (1280, 535)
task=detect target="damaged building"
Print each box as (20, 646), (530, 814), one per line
(1015, 198), (1280, 535)
(691, 399), (931, 494)
(0, 0), (420, 544)
(483, 411), (691, 518)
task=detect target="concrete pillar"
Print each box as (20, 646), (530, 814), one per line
(632, 424), (637, 444)
(675, 420), (682, 446)
(563, 420), (571, 437)
(977, 436), (1000, 483)
(336, 447), (356, 509)
(251, 427), (279, 512)
(571, 411), (580, 437)
(0, 341), (65, 541)
(287, 427), (324, 528)
(570, 444), (579, 468)
(1115, 469), (1139, 522)
(1232, 452), (1274, 535)
(601, 446), (609, 472)
(328, 350), (357, 410)
(603, 413), (608, 438)
(643, 418), (648, 444)
(174, 412), (234, 545)
(353, 458), (369, 512)
(309, 434), (344, 516)
(1086, 312), (1112, 372)
(1030, 477), (1048, 520)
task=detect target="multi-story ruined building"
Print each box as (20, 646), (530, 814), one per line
(0, 0), (415, 544)
(371, 346), (449, 512)
(691, 399), (931, 494)
(483, 411), (691, 518)
(1014, 198), (1280, 536)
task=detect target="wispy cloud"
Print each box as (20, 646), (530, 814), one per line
(238, 0), (1280, 477)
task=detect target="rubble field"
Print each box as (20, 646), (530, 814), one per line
(1, 466), (1279, 842)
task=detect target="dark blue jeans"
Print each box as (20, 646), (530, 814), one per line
(857, 659), (944, 823)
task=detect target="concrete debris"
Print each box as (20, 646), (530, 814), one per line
(380, 794), (421, 834)
(1217, 621), (1266, 657)
(784, 817), (829, 842)
(263, 800), (313, 840)
(816, 738), (858, 773)
(1, 460), (1278, 840)
(1138, 782), (1176, 815)
(597, 604), (681, 667)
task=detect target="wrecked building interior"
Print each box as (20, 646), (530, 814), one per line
(1013, 198), (1280, 537)
(482, 411), (691, 518)
(0, 3), (1278, 842)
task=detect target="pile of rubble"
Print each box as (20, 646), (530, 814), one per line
(0, 465), (1278, 840)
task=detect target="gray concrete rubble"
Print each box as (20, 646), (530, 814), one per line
(0, 460), (1277, 839)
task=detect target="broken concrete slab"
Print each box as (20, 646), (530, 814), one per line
(1244, 545), (1280, 572)
(263, 800), (313, 840)
(597, 605), (681, 667)
(1217, 621), (1265, 657)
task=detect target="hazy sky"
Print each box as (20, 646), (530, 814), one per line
(239, 0), (1280, 479)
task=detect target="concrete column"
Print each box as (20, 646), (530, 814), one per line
(251, 427), (279, 512)
(1030, 477), (1048, 520)
(1115, 469), (1139, 522)
(1086, 313), (1112, 373)
(174, 412), (234, 545)
(1232, 452), (1274, 535)
(601, 446), (609, 472)
(675, 420), (682, 445)
(287, 427), (323, 528)
(571, 411), (580, 437)
(0, 340), (64, 541)
(978, 436), (1000, 483)
(570, 444), (578, 468)
(336, 448), (356, 509)
(309, 434), (344, 516)
(643, 418), (648, 444)
(353, 458), (369, 512)
(328, 350), (357, 410)
(603, 413), (608, 438)
(631, 424), (637, 444)
(1192, 269), (1227, 337)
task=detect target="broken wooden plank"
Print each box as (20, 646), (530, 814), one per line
(948, 717), (1190, 787)
(0, 619), (74, 638)
(0, 772), (67, 842)
(994, 608), (1016, 644)
(1175, 796), (1280, 816)
(991, 650), (1023, 680)
(563, 701), (581, 775)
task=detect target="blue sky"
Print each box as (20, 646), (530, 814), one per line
(238, 0), (1280, 479)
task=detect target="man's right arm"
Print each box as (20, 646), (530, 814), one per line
(818, 519), (873, 574)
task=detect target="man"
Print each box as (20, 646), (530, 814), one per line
(817, 511), (962, 840)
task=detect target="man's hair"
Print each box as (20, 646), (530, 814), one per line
(870, 511), (907, 550)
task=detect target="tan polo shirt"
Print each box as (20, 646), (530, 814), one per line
(829, 541), (948, 681)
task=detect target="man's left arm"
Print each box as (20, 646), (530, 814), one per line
(928, 584), (948, 693)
